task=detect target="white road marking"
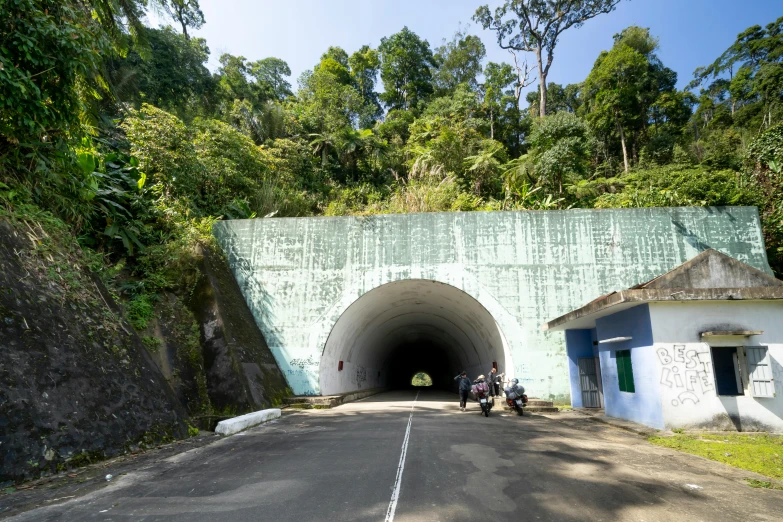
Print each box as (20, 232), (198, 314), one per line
(384, 391), (419, 522)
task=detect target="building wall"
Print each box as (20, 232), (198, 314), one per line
(595, 305), (665, 429)
(565, 329), (597, 408)
(649, 301), (783, 432)
(213, 207), (770, 397)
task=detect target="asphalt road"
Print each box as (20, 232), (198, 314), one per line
(7, 390), (783, 521)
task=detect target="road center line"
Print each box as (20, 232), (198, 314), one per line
(384, 390), (419, 522)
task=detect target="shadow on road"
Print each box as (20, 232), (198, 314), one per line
(3, 390), (782, 521)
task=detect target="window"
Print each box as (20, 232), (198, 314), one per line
(746, 347), (775, 398)
(616, 350), (635, 393)
(711, 347), (743, 396)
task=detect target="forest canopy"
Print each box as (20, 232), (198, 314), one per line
(2, 0), (782, 289)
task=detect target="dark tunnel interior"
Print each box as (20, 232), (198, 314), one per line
(385, 342), (462, 391)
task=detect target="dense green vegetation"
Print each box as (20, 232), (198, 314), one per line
(2, 0), (782, 319)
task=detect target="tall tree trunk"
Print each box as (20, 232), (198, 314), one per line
(175, 5), (190, 40)
(490, 110), (495, 140)
(536, 48), (546, 117)
(617, 119), (629, 173)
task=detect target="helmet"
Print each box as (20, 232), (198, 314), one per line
(511, 378), (519, 385)
(477, 374), (485, 381)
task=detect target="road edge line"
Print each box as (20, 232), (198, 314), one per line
(384, 390), (419, 522)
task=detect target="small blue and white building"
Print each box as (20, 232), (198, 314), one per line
(542, 250), (783, 432)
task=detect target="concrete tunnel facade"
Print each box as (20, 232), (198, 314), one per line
(213, 207), (772, 399)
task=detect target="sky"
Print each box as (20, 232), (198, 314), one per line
(147, 0), (782, 97)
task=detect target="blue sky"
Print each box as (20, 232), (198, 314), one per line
(148, 0), (781, 96)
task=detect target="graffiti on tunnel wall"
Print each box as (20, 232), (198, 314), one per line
(657, 345), (715, 407)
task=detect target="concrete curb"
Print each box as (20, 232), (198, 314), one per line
(284, 388), (388, 409)
(215, 408), (281, 436)
(585, 414), (659, 437)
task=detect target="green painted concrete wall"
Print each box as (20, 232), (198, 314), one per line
(213, 207), (771, 399)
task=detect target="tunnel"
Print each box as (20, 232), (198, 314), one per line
(319, 280), (512, 395)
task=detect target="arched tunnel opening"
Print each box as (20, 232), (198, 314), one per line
(411, 371), (433, 387)
(319, 280), (512, 396)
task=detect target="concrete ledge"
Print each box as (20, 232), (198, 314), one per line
(284, 388), (388, 409)
(573, 409), (659, 437)
(215, 408), (281, 436)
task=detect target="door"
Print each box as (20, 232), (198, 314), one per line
(578, 357), (602, 408)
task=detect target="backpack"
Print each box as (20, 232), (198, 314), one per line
(472, 381), (488, 394)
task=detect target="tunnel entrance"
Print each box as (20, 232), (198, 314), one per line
(319, 280), (512, 395)
(411, 372), (433, 387)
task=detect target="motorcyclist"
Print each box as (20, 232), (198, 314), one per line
(454, 371), (472, 411)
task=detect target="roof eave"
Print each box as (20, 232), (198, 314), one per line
(540, 287), (783, 332)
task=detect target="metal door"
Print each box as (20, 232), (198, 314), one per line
(578, 357), (602, 408)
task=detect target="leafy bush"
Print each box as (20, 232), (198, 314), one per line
(375, 170), (484, 214)
(744, 124), (783, 275)
(527, 112), (593, 193)
(0, 1), (108, 144)
(121, 104), (203, 207)
(692, 128), (744, 171)
(126, 294), (155, 331)
(594, 165), (762, 209)
(746, 123), (783, 173)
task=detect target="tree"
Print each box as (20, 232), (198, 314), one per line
(528, 112), (592, 193)
(107, 26), (216, 119)
(433, 28), (487, 94)
(160, 0), (205, 40)
(348, 46), (383, 128)
(248, 57), (293, 102)
(1, 0), (109, 144)
(378, 27), (437, 111)
(527, 82), (582, 115)
(583, 27), (688, 172)
(474, 0), (624, 117)
(583, 42), (647, 172)
(482, 61), (530, 153)
(217, 54), (255, 104)
(297, 52), (364, 133)
(689, 16), (783, 129)
(217, 54), (293, 106)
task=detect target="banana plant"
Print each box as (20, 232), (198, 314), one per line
(78, 150), (147, 255)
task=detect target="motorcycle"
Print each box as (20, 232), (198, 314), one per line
(504, 379), (528, 416)
(472, 377), (492, 417)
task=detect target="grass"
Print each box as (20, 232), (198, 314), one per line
(648, 433), (783, 481)
(746, 478), (783, 490)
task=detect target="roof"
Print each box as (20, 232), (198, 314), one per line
(541, 249), (783, 332)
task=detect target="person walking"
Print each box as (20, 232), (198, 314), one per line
(454, 371), (471, 411)
(487, 367), (501, 397)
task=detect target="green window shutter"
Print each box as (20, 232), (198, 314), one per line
(616, 350), (635, 393)
(623, 350), (635, 393)
(616, 350), (626, 392)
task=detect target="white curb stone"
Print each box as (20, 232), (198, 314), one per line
(215, 408), (281, 436)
